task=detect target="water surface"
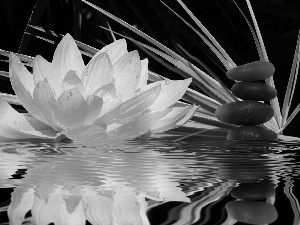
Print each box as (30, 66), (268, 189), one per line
(0, 126), (299, 224)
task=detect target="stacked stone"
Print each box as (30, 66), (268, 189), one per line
(215, 61), (278, 140)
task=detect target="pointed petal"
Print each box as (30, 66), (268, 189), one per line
(95, 84), (161, 126)
(137, 59), (149, 89)
(55, 88), (89, 128)
(33, 55), (62, 98)
(62, 70), (84, 95)
(33, 79), (62, 131)
(52, 33), (85, 80)
(147, 78), (192, 112)
(95, 39), (128, 65)
(113, 51), (141, 100)
(9, 53), (34, 95)
(0, 98), (56, 140)
(61, 125), (107, 141)
(93, 83), (118, 115)
(151, 103), (198, 133)
(106, 110), (170, 140)
(9, 53), (48, 124)
(83, 52), (114, 95)
(85, 95), (103, 125)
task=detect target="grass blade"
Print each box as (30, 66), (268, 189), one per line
(245, 0), (281, 131)
(161, 1), (233, 70)
(281, 30), (300, 127)
(282, 103), (300, 132)
(175, 0), (236, 69)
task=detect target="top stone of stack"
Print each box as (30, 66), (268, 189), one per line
(226, 61), (275, 82)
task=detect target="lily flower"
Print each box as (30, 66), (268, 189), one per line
(4, 33), (197, 141)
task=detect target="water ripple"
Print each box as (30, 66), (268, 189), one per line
(0, 127), (299, 224)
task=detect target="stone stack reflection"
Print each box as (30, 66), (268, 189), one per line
(215, 61), (278, 140)
(225, 182), (278, 224)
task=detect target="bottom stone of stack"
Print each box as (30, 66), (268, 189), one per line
(227, 125), (278, 141)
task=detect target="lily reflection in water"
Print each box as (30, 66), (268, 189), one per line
(1, 133), (297, 225)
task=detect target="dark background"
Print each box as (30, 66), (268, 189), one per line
(0, 0), (299, 136)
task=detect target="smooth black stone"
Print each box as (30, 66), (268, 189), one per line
(215, 101), (274, 125)
(227, 126), (278, 140)
(227, 61), (275, 81)
(231, 183), (276, 200)
(231, 82), (277, 101)
(225, 201), (278, 224)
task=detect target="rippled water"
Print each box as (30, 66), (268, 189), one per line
(0, 126), (300, 225)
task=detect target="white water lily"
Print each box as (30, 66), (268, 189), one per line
(5, 33), (197, 141)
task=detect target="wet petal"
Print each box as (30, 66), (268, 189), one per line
(9, 53), (48, 124)
(113, 51), (141, 100)
(52, 34), (85, 81)
(146, 78), (192, 112)
(85, 95), (103, 125)
(9, 53), (34, 95)
(93, 83), (117, 114)
(83, 52), (114, 95)
(106, 110), (169, 140)
(0, 98), (57, 140)
(95, 39), (128, 64)
(62, 70), (84, 95)
(61, 125), (107, 141)
(55, 88), (89, 128)
(137, 59), (149, 89)
(33, 79), (62, 131)
(95, 84), (161, 126)
(33, 55), (62, 98)
(151, 103), (198, 133)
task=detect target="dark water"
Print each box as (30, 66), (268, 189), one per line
(0, 126), (299, 225)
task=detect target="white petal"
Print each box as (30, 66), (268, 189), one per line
(85, 95), (103, 125)
(9, 53), (34, 95)
(33, 79), (62, 131)
(147, 78), (192, 112)
(137, 59), (149, 89)
(33, 55), (62, 98)
(83, 52), (114, 95)
(0, 98), (56, 140)
(106, 110), (169, 140)
(52, 33), (85, 80)
(9, 53), (48, 125)
(151, 103), (198, 133)
(62, 70), (85, 96)
(95, 39), (128, 64)
(95, 84), (161, 126)
(113, 51), (141, 100)
(61, 125), (107, 141)
(93, 83), (118, 115)
(55, 88), (89, 128)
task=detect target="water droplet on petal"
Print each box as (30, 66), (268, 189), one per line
(164, 80), (170, 85)
(14, 120), (20, 130)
